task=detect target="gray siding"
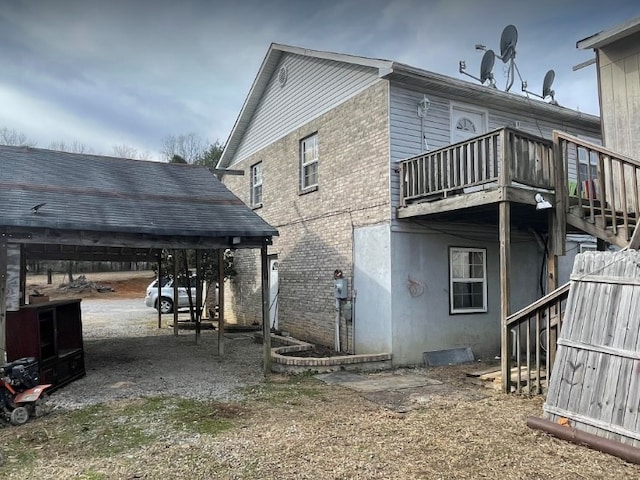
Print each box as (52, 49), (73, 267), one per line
(232, 53), (381, 165)
(388, 83), (603, 212)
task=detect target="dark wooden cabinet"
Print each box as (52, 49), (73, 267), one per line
(6, 299), (85, 390)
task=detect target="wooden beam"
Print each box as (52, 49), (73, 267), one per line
(217, 249), (225, 357)
(261, 242), (271, 376)
(3, 227), (268, 250)
(500, 201), (512, 393)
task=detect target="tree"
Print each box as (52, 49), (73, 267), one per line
(170, 154), (187, 164)
(195, 140), (224, 168)
(0, 127), (36, 146)
(49, 140), (93, 154)
(112, 144), (151, 160)
(160, 133), (206, 164)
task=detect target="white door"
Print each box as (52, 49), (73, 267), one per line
(269, 258), (279, 330)
(451, 106), (487, 143)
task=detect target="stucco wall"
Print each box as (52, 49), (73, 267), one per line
(221, 80), (391, 347)
(389, 223), (544, 365)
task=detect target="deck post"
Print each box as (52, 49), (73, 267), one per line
(261, 241), (271, 376)
(500, 201), (512, 393)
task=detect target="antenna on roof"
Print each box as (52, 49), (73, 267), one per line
(522, 69), (559, 106)
(459, 24), (559, 103)
(497, 25), (518, 91)
(459, 49), (496, 88)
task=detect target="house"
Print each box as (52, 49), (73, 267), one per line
(216, 43), (603, 367)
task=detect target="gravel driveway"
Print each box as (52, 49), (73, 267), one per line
(48, 298), (265, 410)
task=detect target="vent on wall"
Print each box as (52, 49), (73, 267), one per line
(278, 65), (288, 87)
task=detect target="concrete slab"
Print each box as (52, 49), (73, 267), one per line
(316, 371), (442, 393)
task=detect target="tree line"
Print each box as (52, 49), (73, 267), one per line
(0, 127), (223, 167)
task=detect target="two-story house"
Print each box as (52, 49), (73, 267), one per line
(217, 43), (601, 366)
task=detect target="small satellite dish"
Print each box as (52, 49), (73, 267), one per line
(499, 24), (518, 63)
(542, 69), (555, 98)
(480, 50), (495, 84)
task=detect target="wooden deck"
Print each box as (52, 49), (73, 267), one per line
(398, 127), (554, 217)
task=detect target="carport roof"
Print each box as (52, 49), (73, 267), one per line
(1, 146), (277, 253)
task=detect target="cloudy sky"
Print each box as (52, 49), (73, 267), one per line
(1, 0), (638, 159)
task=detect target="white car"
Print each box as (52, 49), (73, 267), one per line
(144, 276), (212, 314)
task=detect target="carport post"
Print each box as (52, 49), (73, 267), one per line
(0, 239), (7, 362)
(217, 248), (225, 356)
(261, 242), (271, 376)
(157, 252), (162, 329)
(173, 249), (179, 336)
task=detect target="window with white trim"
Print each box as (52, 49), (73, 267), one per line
(449, 247), (487, 313)
(250, 161), (262, 207)
(300, 133), (318, 191)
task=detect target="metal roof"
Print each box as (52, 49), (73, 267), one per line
(577, 16), (640, 50)
(218, 43), (601, 168)
(0, 146), (277, 250)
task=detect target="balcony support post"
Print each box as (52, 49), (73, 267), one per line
(500, 201), (512, 393)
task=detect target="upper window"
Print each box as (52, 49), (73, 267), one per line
(250, 162), (263, 207)
(449, 247), (487, 314)
(300, 134), (318, 191)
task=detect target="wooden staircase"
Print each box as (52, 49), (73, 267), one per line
(504, 132), (640, 394)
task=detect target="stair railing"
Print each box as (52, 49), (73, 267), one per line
(504, 282), (570, 394)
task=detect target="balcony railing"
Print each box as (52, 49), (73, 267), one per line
(400, 127), (554, 206)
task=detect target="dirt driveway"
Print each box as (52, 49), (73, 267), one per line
(1, 272), (638, 479)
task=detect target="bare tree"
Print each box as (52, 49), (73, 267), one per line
(49, 140), (93, 154)
(0, 127), (36, 146)
(112, 144), (153, 160)
(160, 133), (206, 163)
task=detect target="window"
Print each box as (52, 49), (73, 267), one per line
(578, 147), (598, 181)
(455, 117), (477, 133)
(250, 162), (263, 207)
(449, 247), (487, 313)
(300, 134), (318, 191)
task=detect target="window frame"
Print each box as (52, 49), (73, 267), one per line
(250, 161), (263, 208)
(449, 247), (488, 314)
(299, 133), (318, 193)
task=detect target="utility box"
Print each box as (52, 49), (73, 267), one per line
(334, 278), (348, 299)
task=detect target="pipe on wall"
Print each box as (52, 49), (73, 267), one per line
(527, 416), (640, 465)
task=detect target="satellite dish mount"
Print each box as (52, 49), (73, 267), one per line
(459, 49), (496, 88)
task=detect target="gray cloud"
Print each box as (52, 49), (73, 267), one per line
(0, 0), (638, 157)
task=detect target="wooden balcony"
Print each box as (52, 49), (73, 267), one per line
(398, 128), (555, 219)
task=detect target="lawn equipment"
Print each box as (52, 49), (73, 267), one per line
(0, 357), (51, 426)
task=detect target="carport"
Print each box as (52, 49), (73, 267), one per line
(0, 145), (277, 381)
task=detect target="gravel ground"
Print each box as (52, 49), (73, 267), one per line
(48, 298), (265, 410)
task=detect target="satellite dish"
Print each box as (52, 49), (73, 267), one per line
(480, 50), (495, 84)
(500, 24), (518, 63)
(542, 69), (555, 98)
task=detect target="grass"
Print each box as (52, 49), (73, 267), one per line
(0, 395), (247, 477)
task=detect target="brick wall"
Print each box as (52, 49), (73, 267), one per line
(222, 80), (391, 347)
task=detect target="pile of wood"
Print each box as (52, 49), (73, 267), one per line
(59, 275), (114, 293)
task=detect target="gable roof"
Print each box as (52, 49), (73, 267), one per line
(577, 16), (640, 50)
(1, 146), (277, 253)
(218, 43), (601, 168)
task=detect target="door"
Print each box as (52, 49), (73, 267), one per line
(269, 257), (279, 330)
(451, 105), (487, 143)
